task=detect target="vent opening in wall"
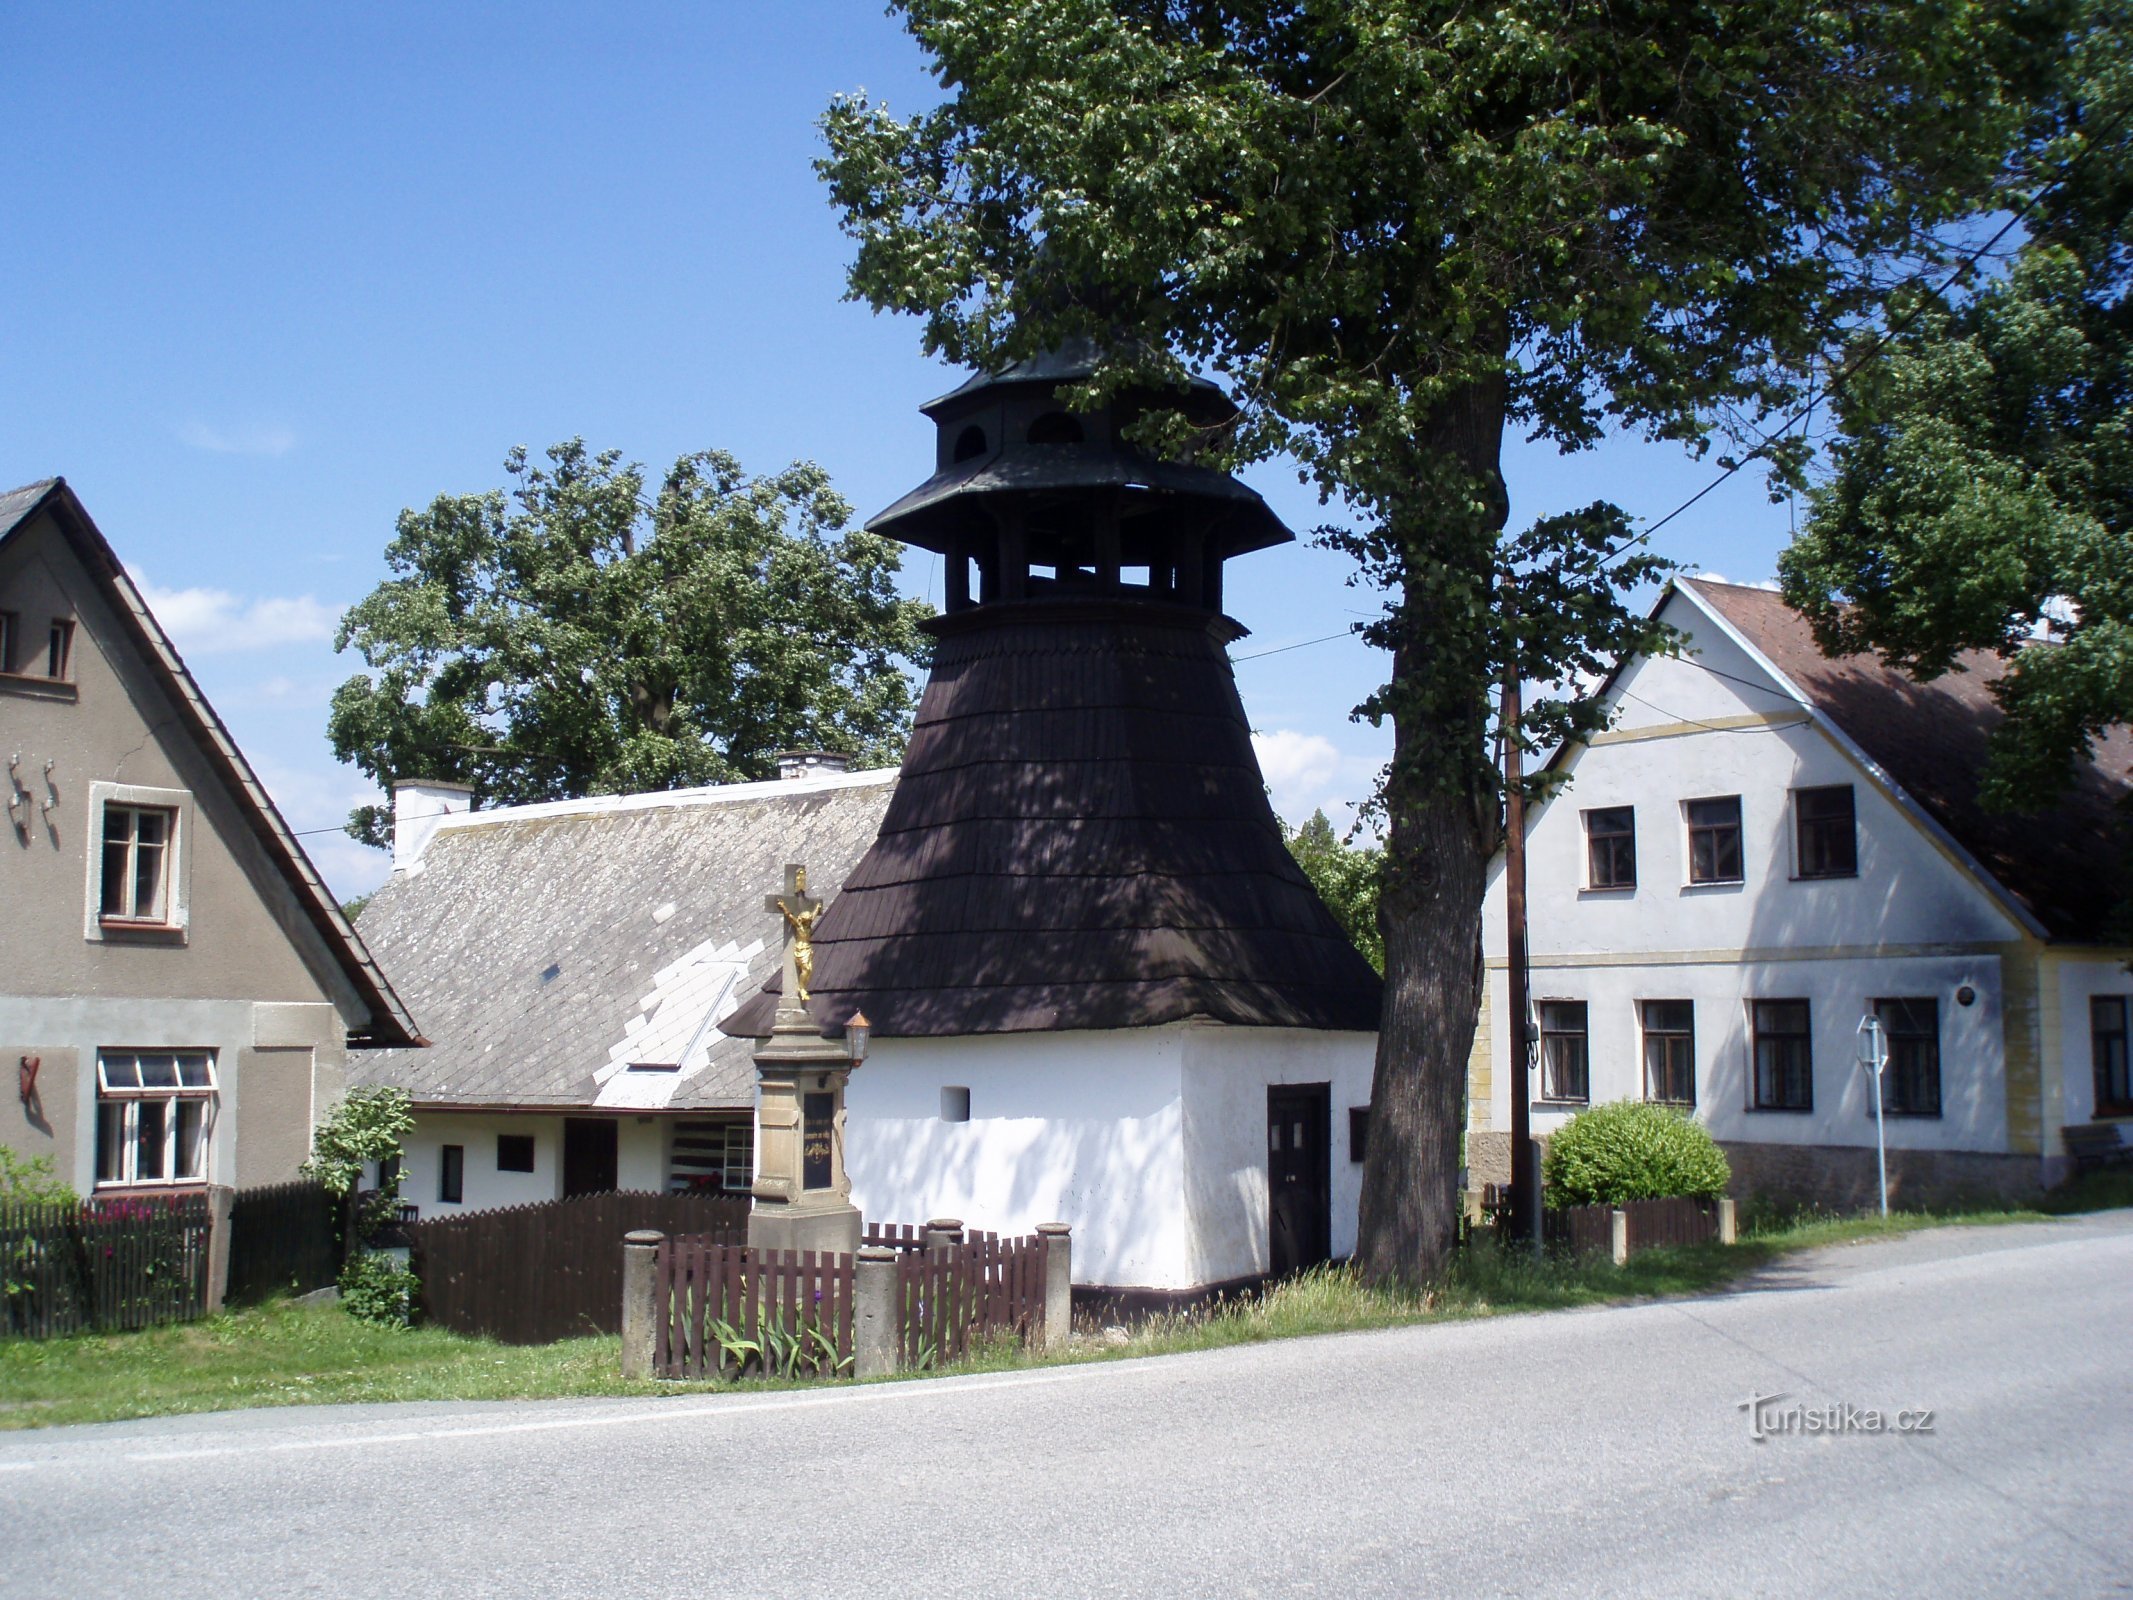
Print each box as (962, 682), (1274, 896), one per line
(940, 1086), (971, 1123)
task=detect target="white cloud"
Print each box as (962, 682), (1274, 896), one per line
(1693, 571), (1780, 592)
(176, 419), (297, 457)
(128, 567), (341, 655)
(1252, 727), (1346, 827)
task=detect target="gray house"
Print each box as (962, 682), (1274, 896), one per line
(0, 479), (419, 1197)
(349, 759), (893, 1214)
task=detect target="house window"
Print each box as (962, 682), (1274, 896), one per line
(1876, 998), (1941, 1117)
(1584, 807), (1636, 889)
(940, 1086), (972, 1122)
(94, 1051), (216, 1186)
(1348, 1106), (1370, 1163)
(668, 1119), (753, 1192)
(1539, 1002), (1589, 1103)
(496, 1133), (535, 1173)
(1795, 785), (1858, 878)
(1685, 796), (1744, 883)
(1751, 1000), (1813, 1110)
(439, 1144), (465, 1204)
(2094, 997), (2131, 1116)
(1642, 1000), (1696, 1106)
(0, 611), (13, 671)
(99, 804), (176, 922)
(46, 619), (74, 680)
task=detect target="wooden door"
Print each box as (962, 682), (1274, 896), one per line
(1267, 1083), (1332, 1277)
(562, 1118), (618, 1197)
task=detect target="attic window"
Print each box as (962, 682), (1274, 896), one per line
(540, 962), (562, 984)
(952, 425), (987, 462)
(46, 620), (73, 680)
(626, 1061), (681, 1073)
(1027, 412), (1084, 446)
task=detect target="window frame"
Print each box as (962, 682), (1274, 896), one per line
(94, 1050), (218, 1189)
(439, 1144), (465, 1204)
(1793, 785), (1859, 880)
(2093, 997), (2132, 1118)
(99, 802), (177, 924)
(1582, 806), (1637, 891)
(0, 610), (13, 673)
(1537, 1000), (1590, 1104)
(1750, 999), (1814, 1112)
(1684, 795), (1745, 885)
(1640, 999), (1696, 1107)
(495, 1133), (536, 1174)
(45, 618), (74, 680)
(1874, 997), (1942, 1118)
(82, 782), (192, 942)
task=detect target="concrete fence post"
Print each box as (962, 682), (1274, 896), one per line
(924, 1217), (964, 1254)
(1609, 1208), (1630, 1268)
(1717, 1197), (1738, 1246)
(854, 1246), (899, 1379)
(1037, 1222), (1072, 1352)
(204, 1184), (235, 1315)
(620, 1230), (664, 1380)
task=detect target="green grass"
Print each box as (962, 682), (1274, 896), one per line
(5, 1173), (2125, 1431)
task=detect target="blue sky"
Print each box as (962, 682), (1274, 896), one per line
(2, 2), (1790, 899)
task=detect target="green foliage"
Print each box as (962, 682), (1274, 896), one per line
(302, 1087), (414, 1200)
(0, 1147), (77, 1206)
(1541, 1102), (1732, 1210)
(819, 0), (2072, 1278)
(1781, 1), (2132, 842)
(1285, 810), (1382, 973)
(330, 441), (935, 846)
(338, 1250), (417, 1329)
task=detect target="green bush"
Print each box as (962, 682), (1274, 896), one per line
(1542, 1100), (1731, 1209)
(339, 1251), (417, 1328)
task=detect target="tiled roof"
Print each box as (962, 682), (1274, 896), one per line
(1686, 579), (2133, 944)
(350, 770), (897, 1108)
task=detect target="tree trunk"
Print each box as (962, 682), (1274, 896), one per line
(1353, 364), (1509, 1288)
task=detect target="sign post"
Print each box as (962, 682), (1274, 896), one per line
(1856, 1013), (1890, 1219)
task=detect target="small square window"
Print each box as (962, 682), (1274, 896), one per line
(496, 1134), (535, 1173)
(439, 1144), (465, 1204)
(1795, 786), (1857, 878)
(1539, 1002), (1589, 1103)
(1685, 796), (1744, 883)
(0, 612), (14, 672)
(940, 1086), (971, 1123)
(1584, 807), (1636, 889)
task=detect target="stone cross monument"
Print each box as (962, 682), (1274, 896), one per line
(747, 862), (863, 1256)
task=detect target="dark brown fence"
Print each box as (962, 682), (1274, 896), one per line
(408, 1191), (746, 1344)
(897, 1230), (1049, 1367)
(1483, 1191), (1723, 1260)
(226, 1179), (343, 1304)
(654, 1239), (856, 1380)
(1, 1194), (211, 1339)
(1619, 1195), (1722, 1251)
(861, 1221), (928, 1253)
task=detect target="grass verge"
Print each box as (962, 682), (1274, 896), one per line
(5, 1172), (2125, 1431)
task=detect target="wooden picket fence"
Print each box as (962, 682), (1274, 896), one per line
(897, 1229), (1049, 1367)
(653, 1239), (857, 1380)
(1617, 1194), (1723, 1251)
(408, 1190), (747, 1344)
(225, 1179), (343, 1305)
(1483, 1190), (1722, 1259)
(0, 1194), (211, 1339)
(860, 1221), (929, 1254)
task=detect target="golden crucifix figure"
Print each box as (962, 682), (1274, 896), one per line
(765, 863), (824, 1003)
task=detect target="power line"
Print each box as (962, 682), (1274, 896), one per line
(1231, 627), (1357, 662)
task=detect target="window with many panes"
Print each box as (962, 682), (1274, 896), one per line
(1795, 785), (1858, 878)
(1584, 807), (1636, 889)
(1751, 1000), (1813, 1110)
(1685, 796), (1744, 883)
(95, 1051), (216, 1187)
(1642, 1000), (1696, 1105)
(100, 804), (175, 923)
(668, 1119), (753, 1192)
(1875, 997), (1941, 1116)
(1539, 1001), (1589, 1103)
(2094, 997), (2131, 1116)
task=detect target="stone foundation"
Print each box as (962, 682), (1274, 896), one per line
(1716, 1142), (2051, 1213)
(1467, 1131), (1512, 1190)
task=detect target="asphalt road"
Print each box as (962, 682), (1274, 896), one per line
(3, 1214), (2130, 1600)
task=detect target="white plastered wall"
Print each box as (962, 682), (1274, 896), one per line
(2053, 955), (2133, 1126)
(399, 1111), (670, 1214)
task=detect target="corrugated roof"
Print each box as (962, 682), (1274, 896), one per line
(0, 478), (419, 1045)
(724, 600), (1383, 1039)
(350, 770), (896, 1108)
(1686, 578), (2133, 944)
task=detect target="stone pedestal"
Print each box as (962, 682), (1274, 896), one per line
(747, 1004), (862, 1257)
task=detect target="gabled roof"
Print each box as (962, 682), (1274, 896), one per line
(350, 769), (897, 1109)
(1680, 578), (2132, 945)
(0, 478), (419, 1045)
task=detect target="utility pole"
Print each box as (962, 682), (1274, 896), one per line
(1502, 640), (1542, 1257)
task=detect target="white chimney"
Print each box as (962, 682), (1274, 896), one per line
(392, 779), (474, 874)
(775, 750), (851, 781)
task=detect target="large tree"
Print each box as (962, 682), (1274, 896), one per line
(819, 0), (2069, 1280)
(1782, 3), (2130, 821)
(331, 441), (932, 845)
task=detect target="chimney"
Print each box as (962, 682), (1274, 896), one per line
(775, 750), (851, 781)
(392, 778), (474, 874)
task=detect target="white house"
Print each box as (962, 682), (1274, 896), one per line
(1468, 577), (2133, 1208)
